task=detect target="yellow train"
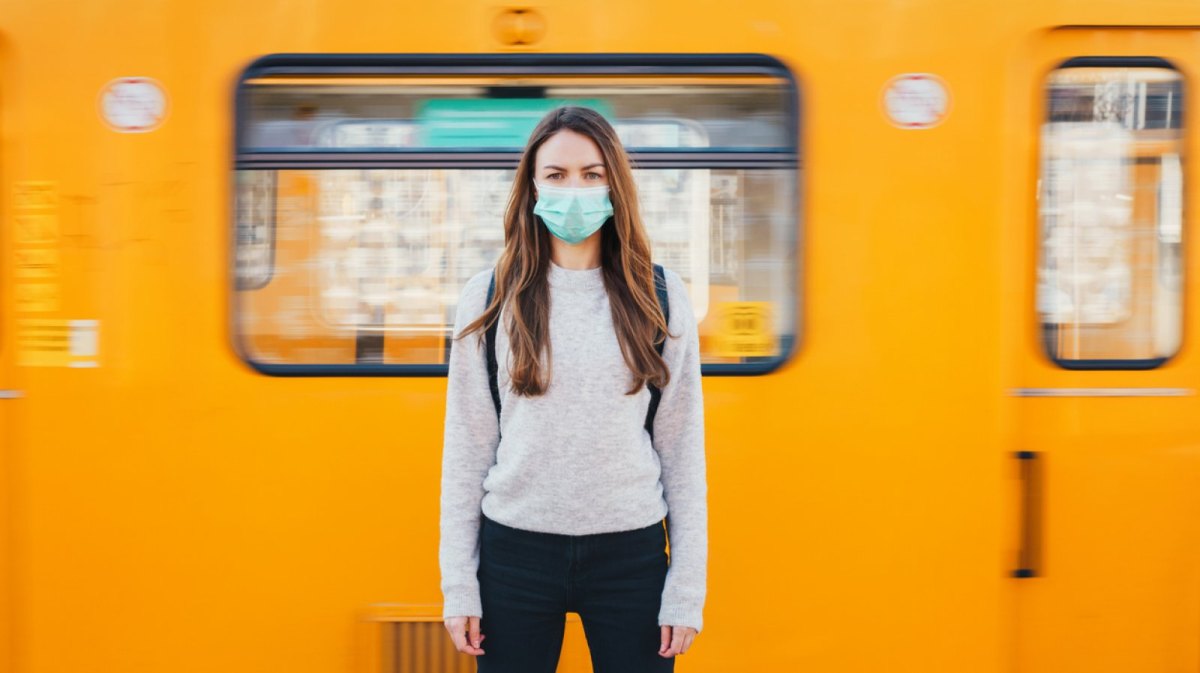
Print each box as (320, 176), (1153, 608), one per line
(2, 1), (1199, 672)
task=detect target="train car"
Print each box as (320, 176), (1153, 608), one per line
(1, 1), (1199, 672)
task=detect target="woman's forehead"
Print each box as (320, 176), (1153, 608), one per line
(535, 129), (605, 168)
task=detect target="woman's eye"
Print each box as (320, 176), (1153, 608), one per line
(586, 172), (604, 180)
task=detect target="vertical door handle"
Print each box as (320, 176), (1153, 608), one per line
(1013, 450), (1043, 578)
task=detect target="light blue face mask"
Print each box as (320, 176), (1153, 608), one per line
(532, 182), (614, 244)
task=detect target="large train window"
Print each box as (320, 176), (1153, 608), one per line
(232, 55), (799, 375)
(1038, 58), (1184, 368)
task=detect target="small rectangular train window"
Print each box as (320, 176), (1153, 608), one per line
(232, 55), (799, 375)
(1038, 58), (1184, 368)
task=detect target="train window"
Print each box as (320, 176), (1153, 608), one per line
(1038, 58), (1184, 368)
(233, 55), (800, 375)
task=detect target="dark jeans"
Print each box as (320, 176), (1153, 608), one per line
(476, 514), (675, 673)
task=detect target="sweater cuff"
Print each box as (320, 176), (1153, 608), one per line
(441, 585), (483, 620)
(657, 602), (704, 633)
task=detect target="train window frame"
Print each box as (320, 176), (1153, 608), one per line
(1036, 55), (1186, 371)
(231, 53), (803, 377)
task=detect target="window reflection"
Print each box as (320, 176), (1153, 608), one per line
(1038, 64), (1184, 365)
(234, 69), (798, 370)
(234, 167), (796, 366)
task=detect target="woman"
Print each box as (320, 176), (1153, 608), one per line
(439, 106), (707, 673)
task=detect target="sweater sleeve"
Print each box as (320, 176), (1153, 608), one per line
(653, 269), (709, 633)
(438, 271), (500, 620)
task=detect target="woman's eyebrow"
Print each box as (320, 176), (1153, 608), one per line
(543, 163), (605, 171)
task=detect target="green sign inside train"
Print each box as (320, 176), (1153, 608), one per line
(417, 99), (612, 148)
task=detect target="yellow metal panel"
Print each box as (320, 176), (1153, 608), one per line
(1004, 26), (1200, 673)
(2, 3), (1198, 673)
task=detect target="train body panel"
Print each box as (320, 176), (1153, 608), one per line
(0, 2), (1198, 673)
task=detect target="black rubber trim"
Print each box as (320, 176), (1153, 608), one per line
(1055, 55), (1180, 70)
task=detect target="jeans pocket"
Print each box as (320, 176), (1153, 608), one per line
(599, 524), (668, 583)
(480, 517), (556, 577)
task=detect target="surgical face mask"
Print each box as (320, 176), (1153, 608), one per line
(532, 182), (614, 244)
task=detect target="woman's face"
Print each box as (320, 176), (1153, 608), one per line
(533, 128), (609, 191)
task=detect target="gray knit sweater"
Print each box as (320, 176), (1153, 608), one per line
(438, 260), (708, 632)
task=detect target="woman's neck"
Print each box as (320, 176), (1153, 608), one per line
(549, 236), (602, 270)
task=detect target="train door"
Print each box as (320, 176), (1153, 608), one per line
(1005, 29), (1200, 673)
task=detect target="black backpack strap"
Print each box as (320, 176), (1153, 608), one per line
(644, 263), (670, 440)
(485, 270), (502, 424)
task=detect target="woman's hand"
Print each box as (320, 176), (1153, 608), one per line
(659, 625), (698, 657)
(444, 616), (485, 656)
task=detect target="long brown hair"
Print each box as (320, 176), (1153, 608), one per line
(458, 106), (671, 396)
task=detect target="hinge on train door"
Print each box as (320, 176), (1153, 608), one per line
(0, 390), (24, 399)
(1012, 450), (1043, 578)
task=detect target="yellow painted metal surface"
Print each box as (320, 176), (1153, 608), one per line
(0, 2), (1197, 673)
(1004, 27), (1200, 673)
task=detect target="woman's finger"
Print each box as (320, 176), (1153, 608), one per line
(468, 616), (485, 653)
(671, 626), (687, 655)
(444, 619), (466, 652)
(444, 617), (484, 656)
(659, 626), (671, 656)
(681, 629), (697, 653)
(659, 625), (686, 656)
